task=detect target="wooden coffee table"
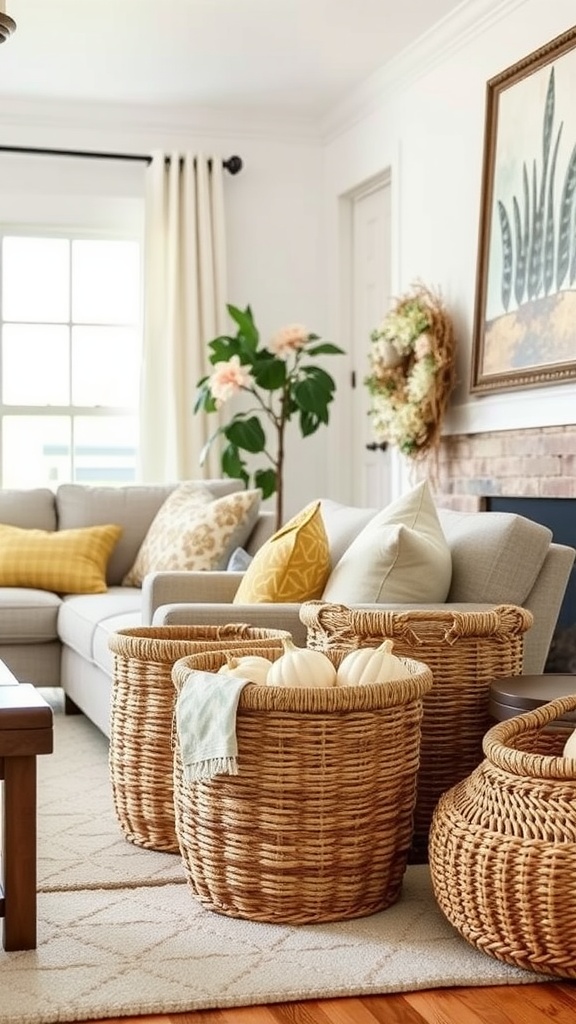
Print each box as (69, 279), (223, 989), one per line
(0, 663), (53, 950)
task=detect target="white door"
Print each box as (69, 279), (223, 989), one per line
(350, 179), (392, 508)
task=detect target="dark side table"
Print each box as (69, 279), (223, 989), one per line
(0, 668), (53, 950)
(489, 673), (576, 726)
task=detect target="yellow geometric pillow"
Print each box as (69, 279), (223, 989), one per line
(233, 500), (330, 603)
(0, 523), (122, 594)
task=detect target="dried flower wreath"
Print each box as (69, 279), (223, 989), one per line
(365, 283), (456, 458)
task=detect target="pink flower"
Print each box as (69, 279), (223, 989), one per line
(209, 355), (253, 405)
(269, 323), (310, 357)
(414, 332), (433, 359)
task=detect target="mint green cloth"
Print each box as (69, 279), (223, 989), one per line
(175, 669), (251, 781)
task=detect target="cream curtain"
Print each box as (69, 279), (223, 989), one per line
(139, 152), (228, 481)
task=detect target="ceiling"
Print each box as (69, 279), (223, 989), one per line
(0, 0), (465, 118)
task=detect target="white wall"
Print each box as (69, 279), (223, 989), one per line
(321, 0), (576, 502)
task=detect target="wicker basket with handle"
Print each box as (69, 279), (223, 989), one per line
(299, 601), (533, 854)
(171, 645), (433, 924)
(108, 624), (290, 852)
(429, 693), (576, 977)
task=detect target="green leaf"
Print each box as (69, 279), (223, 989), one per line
(224, 416), (267, 454)
(293, 376), (334, 416)
(221, 443), (249, 485)
(254, 467), (277, 499)
(299, 410), (322, 437)
(208, 336), (243, 363)
(252, 357), (286, 390)
(194, 381), (218, 414)
(226, 304), (259, 351)
(306, 343), (345, 356)
(300, 366), (336, 393)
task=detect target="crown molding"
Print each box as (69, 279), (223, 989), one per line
(320, 0), (529, 142)
(0, 95), (320, 146)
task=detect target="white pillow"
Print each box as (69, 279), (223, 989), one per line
(122, 483), (261, 586)
(322, 480), (452, 604)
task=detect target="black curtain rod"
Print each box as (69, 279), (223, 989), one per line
(0, 145), (243, 174)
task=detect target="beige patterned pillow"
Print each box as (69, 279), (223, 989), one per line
(122, 483), (261, 587)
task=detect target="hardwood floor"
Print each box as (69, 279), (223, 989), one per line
(79, 983), (576, 1023)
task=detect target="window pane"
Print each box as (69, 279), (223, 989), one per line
(2, 325), (70, 405)
(73, 416), (138, 484)
(72, 240), (140, 324)
(2, 237), (70, 322)
(2, 416), (71, 488)
(71, 326), (140, 406)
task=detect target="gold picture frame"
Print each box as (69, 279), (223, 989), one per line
(471, 26), (576, 394)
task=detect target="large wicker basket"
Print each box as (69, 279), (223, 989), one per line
(108, 625), (290, 852)
(429, 694), (576, 977)
(171, 646), (433, 924)
(299, 601), (533, 855)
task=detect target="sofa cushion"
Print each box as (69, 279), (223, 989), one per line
(0, 587), (61, 643)
(438, 508), (552, 605)
(322, 480), (452, 604)
(0, 523), (122, 594)
(58, 589), (142, 668)
(56, 479), (242, 586)
(122, 484), (262, 586)
(0, 487), (57, 531)
(233, 500), (331, 603)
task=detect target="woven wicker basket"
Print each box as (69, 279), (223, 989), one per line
(171, 646), (433, 924)
(108, 625), (290, 852)
(299, 601), (533, 854)
(429, 694), (576, 977)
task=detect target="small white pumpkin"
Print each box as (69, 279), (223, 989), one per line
(562, 727), (576, 760)
(336, 639), (406, 687)
(266, 639), (337, 688)
(217, 655), (272, 686)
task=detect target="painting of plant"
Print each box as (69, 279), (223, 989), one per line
(471, 26), (576, 393)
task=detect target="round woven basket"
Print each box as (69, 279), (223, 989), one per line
(429, 693), (576, 977)
(299, 601), (532, 856)
(108, 625), (290, 852)
(172, 647), (433, 924)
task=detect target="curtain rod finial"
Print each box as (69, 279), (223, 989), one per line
(224, 155), (243, 175)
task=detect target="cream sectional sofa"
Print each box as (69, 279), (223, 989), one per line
(0, 481), (573, 739)
(0, 479), (274, 736)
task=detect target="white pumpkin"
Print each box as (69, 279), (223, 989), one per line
(336, 639), (406, 687)
(562, 726), (576, 760)
(217, 655), (272, 686)
(266, 639), (337, 688)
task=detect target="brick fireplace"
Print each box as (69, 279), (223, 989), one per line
(420, 424), (576, 671)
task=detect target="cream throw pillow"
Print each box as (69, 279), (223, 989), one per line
(122, 483), (261, 586)
(233, 500), (331, 603)
(322, 480), (452, 604)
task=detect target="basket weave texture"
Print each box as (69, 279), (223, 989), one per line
(108, 625), (290, 852)
(172, 646), (433, 924)
(429, 694), (576, 977)
(299, 601), (532, 850)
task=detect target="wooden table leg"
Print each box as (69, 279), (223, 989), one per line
(2, 754), (38, 950)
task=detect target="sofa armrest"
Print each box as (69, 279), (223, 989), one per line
(151, 601), (308, 645)
(141, 570), (243, 625)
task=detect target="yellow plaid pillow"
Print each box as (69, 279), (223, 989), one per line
(233, 500), (330, 603)
(0, 523), (122, 594)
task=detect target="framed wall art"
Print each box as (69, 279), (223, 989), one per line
(471, 26), (576, 394)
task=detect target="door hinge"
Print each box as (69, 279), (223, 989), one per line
(351, 370), (356, 388)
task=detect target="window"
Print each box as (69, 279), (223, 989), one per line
(0, 234), (142, 488)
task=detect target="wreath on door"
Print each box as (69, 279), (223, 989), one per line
(365, 283), (456, 459)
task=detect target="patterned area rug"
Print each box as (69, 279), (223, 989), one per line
(0, 692), (546, 1024)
